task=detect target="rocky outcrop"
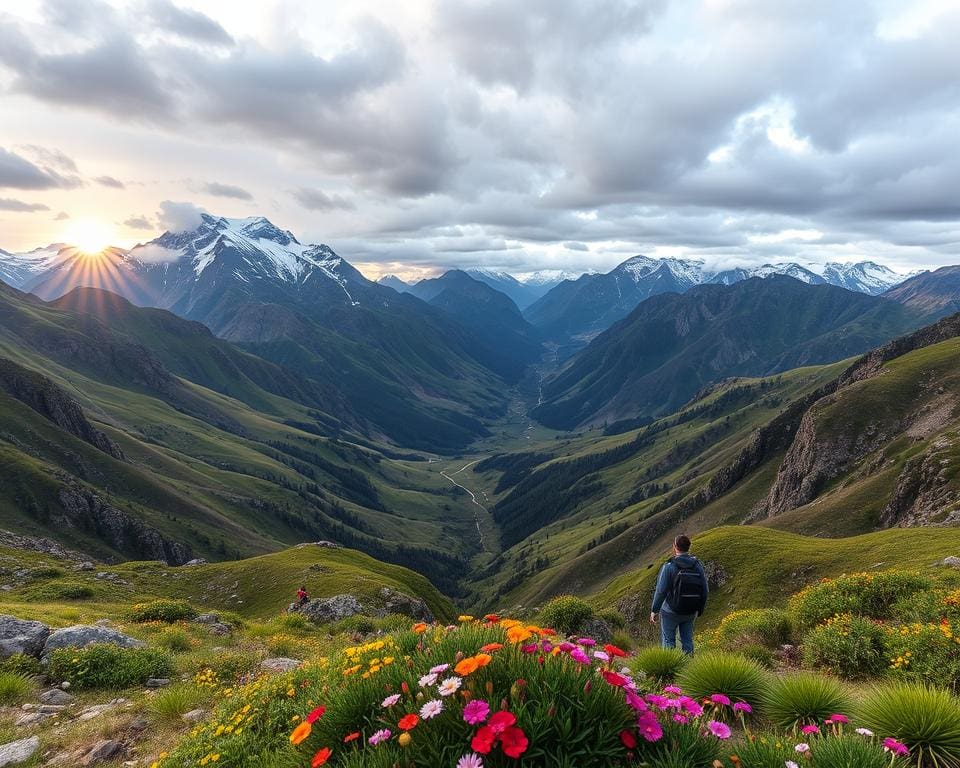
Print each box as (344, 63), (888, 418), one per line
(0, 357), (123, 459)
(0, 616), (50, 658)
(299, 589), (433, 625)
(42, 625), (145, 657)
(56, 483), (192, 565)
(0, 735), (39, 766)
(881, 439), (960, 527)
(261, 658), (301, 674)
(377, 587), (433, 621)
(300, 594), (364, 624)
(0, 530), (86, 561)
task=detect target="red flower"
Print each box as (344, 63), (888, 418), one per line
(481, 642), (504, 652)
(307, 706), (326, 724)
(343, 732), (360, 743)
(401, 681), (410, 694)
(601, 670), (627, 687)
(397, 714), (420, 731)
(488, 710), (517, 734)
(604, 644), (628, 658)
(471, 725), (496, 754)
(311, 747), (333, 767)
(620, 729), (638, 749)
(500, 726), (529, 758)
(483, 614), (500, 623)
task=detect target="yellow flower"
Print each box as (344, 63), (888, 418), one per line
(458, 615), (474, 622)
(399, 732), (412, 747)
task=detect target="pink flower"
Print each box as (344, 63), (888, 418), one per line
(710, 693), (731, 706)
(673, 714), (689, 724)
(637, 710), (663, 742)
(625, 691), (647, 712)
(679, 697), (704, 717)
(369, 729), (392, 745)
(593, 650), (610, 662)
(828, 713), (849, 724)
(786, 762), (799, 768)
(558, 642), (576, 653)
(577, 638), (597, 647)
(463, 699), (491, 725)
(457, 753), (484, 768)
(381, 694), (401, 708)
(707, 720), (732, 740)
(733, 701), (752, 714)
(569, 648), (591, 665)
(419, 673), (438, 687)
(795, 743), (810, 754)
(663, 685), (682, 694)
(430, 663), (450, 675)
(420, 699), (443, 720)
(883, 738), (909, 757)
(856, 728), (874, 737)
(645, 694), (670, 710)
(801, 725), (820, 735)
(520, 644), (537, 654)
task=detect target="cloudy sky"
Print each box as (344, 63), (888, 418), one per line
(1, 0), (959, 279)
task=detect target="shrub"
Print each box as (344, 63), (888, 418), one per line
(0, 671), (37, 705)
(676, 652), (769, 705)
(156, 627), (193, 653)
(884, 619), (960, 690)
(192, 650), (260, 686)
(0, 653), (42, 677)
(610, 629), (635, 652)
(29, 566), (65, 579)
(276, 613), (310, 632)
(858, 682), (960, 768)
(631, 646), (688, 683)
(149, 684), (205, 723)
(329, 614), (377, 636)
(803, 614), (887, 679)
(709, 609), (793, 652)
(130, 600), (197, 623)
(22, 580), (96, 601)
(538, 595), (594, 635)
(597, 608), (627, 631)
(48, 645), (173, 689)
(761, 672), (852, 731)
(789, 571), (931, 629)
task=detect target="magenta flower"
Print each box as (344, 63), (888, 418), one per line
(828, 713), (849, 724)
(801, 725), (820, 735)
(625, 691), (647, 712)
(637, 710), (664, 742)
(733, 701), (752, 714)
(882, 738), (910, 757)
(577, 638), (597, 647)
(710, 693), (731, 706)
(663, 685), (682, 694)
(558, 642), (575, 653)
(569, 648), (591, 665)
(463, 699), (491, 725)
(645, 694), (670, 710)
(520, 644), (537, 654)
(707, 720), (732, 740)
(673, 713), (689, 724)
(680, 697), (704, 717)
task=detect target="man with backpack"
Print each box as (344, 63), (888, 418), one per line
(649, 534), (709, 654)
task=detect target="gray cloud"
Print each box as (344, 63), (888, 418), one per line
(203, 181), (253, 200)
(124, 215), (155, 230)
(144, 0), (234, 46)
(17, 145), (78, 173)
(157, 200), (205, 232)
(0, 146), (81, 190)
(0, 198), (50, 212)
(95, 175), (126, 189)
(54, 211), (70, 221)
(292, 187), (354, 211)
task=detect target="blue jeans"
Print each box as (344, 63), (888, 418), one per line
(660, 609), (696, 654)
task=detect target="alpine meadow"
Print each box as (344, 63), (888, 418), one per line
(1, 2), (960, 767)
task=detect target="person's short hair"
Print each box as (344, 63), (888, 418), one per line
(674, 534), (691, 552)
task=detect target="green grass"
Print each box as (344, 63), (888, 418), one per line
(760, 672), (852, 730)
(0, 671), (37, 705)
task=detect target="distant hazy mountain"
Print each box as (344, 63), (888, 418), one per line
(533, 276), (926, 429)
(524, 256), (913, 348)
(406, 270), (543, 374)
(0, 243), (71, 290)
(378, 274), (412, 293)
(462, 269), (558, 310)
(883, 265), (960, 319)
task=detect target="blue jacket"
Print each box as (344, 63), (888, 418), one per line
(651, 553), (708, 616)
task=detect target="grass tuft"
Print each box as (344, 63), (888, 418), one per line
(675, 651), (769, 705)
(760, 672), (852, 731)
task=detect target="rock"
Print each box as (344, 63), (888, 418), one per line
(59, 682), (70, 690)
(0, 616), (50, 659)
(300, 594), (364, 624)
(702, 561), (729, 589)
(128, 716), (149, 733)
(260, 658), (301, 674)
(192, 613), (220, 624)
(295, 541), (341, 549)
(207, 623), (232, 636)
(76, 562), (95, 571)
(93, 619), (113, 627)
(78, 704), (113, 721)
(39, 689), (74, 705)
(13, 713), (44, 728)
(182, 558), (207, 566)
(941, 556), (960, 569)
(377, 588), (434, 621)
(42, 625), (145, 657)
(181, 709), (206, 723)
(81, 740), (122, 766)
(144, 678), (170, 688)
(0, 736), (40, 766)
(578, 617), (613, 644)
(46, 749), (86, 766)
(37, 705), (66, 714)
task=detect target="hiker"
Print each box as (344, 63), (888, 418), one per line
(649, 534), (709, 654)
(295, 585), (309, 609)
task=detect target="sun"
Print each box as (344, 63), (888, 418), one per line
(65, 218), (115, 255)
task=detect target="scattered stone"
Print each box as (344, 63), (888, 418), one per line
(39, 689), (74, 705)
(93, 619), (113, 627)
(941, 556), (960, 569)
(128, 716), (149, 733)
(207, 623), (232, 636)
(37, 705), (66, 714)
(702, 560), (729, 589)
(181, 709), (206, 723)
(81, 740), (122, 766)
(60, 682), (70, 690)
(578, 617), (613, 644)
(78, 704), (113, 721)
(76, 562), (95, 572)
(260, 658), (301, 674)
(42, 626), (144, 657)
(192, 613), (220, 625)
(183, 558), (207, 566)
(300, 594), (364, 624)
(0, 735), (40, 766)
(46, 749), (86, 766)
(13, 713), (44, 728)
(144, 678), (170, 688)
(0, 616), (51, 659)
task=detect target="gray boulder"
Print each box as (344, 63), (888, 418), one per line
(0, 616), (50, 658)
(260, 658), (301, 674)
(941, 556), (960, 569)
(0, 736), (40, 766)
(300, 594), (364, 624)
(378, 588), (434, 621)
(42, 626), (145, 657)
(39, 689), (74, 705)
(82, 740), (122, 765)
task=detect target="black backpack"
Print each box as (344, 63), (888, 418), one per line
(667, 557), (707, 615)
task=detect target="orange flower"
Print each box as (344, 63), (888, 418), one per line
(499, 619), (521, 629)
(480, 643), (504, 652)
(474, 653), (493, 668)
(343, 732), (360, 743)
(311, 747), (333, 767)
(455, 657), (480, 676)
(412, 623), (428, 634)
(398, 714), (420, 731)
(507, 626), (534, 643)
(290, 721), (312, 745)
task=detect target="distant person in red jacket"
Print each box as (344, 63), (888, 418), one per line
(295, 585), (309, 608)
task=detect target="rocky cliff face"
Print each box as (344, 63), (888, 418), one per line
(56, 482), (192, 565)
(882, 437), (960, 527)
(0, 358), (123, 459)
